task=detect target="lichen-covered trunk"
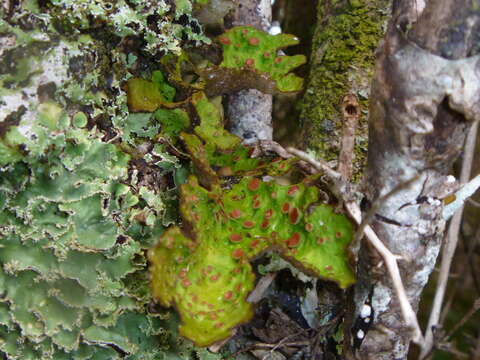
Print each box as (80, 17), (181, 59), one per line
(300, 0), (389, 182)
(345, 0), (480, 358)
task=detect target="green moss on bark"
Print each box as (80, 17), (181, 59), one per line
(300, 0), (389, 181)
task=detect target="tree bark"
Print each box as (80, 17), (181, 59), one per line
(224, 0), (273, 143)
(300, 0), (389, 182)
(346, 0), (480, 358)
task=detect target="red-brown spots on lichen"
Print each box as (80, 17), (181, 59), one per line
(317, 237), (327, 244)
(235, 43), (241, 48)
(261, 219), (269, 229)
(191, 294), (198, 302)
(275, 57), (283, 63)
(229, 209), (242, 219)
(250, 239), (260, 248)
(289, 207), (300, 224)
(305, 223), (313, 232)
(181, 279), (192, 288)
(243, 220), (255, 228)
(232, 248), (245, 259)
(215, 322), (224, 329)
(230, 233), (242, 243)
(231, 194), (242, 201)
(279, 162), (286, 169)
(235, 284), (242, 292)
(193, 213), (200, 222)
(176, 256), (184, 263)
(209, 312), (218, 320)
(287, 185), (299, 196)
(264, 51), (270, 58)
(210, 274), (220, 282)
(206, 265), (213, 273)
(286, 232), (301, 248)
(265, 209), (273, 218)
(186, 194), (199, 202)
(325, 265), (333, 271)
(335, 231), (342, 238)
(249, 37), (259, 45)
(179, 268), (188, 279)
(253, 199), (261, 209)
(248, 178), (261, 191)
(242, 28), (249, 35)
(165, 237), (174, 249)
(188, 302), (193, 308)
(233, 267), (241, 274)
(219, 36), (231, 45)
(271, 192), (277, 199)
(281, 202), (290, 214)
(224, 291), (233, 300)
(245, 58), (255, 66)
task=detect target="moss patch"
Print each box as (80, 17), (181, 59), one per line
(300, 0), (389, 181)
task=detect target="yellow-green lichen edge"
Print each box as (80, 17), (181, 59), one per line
(149, 174), (355, 346)
(219, 26), (307, 93)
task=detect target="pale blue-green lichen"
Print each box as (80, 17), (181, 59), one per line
(0, 102), (169, 359)
(0, 1), (222, 359)
(48, 0), (209, 55)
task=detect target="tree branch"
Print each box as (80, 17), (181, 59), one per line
(420, 120), (479, 359)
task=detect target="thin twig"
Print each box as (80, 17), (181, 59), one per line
(473, 330), (480, 360)
(262, 328), (311, 360)
(443, 173), (480, 220)
(420, 120), (479, 359)
(247, 272), (277, 304)
(444, 298), (480, 340)
(350, 175), (421, 256)
(285, 147), (424, 343)
(250, 140), (294, 159)
(460, 231), (480, 295)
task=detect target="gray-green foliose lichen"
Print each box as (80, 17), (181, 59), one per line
(299, 0), (389, 182)
(0, 1), (223, 359)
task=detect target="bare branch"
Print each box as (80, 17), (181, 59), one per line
(285, 147), (424, 343)
(443, 172), (480, 220)
(420, 120), (479, 359)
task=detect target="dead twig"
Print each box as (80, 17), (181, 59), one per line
(247, 272), (277, 304)
(444, 298), (480, 340)
(249, 142), (424, 343)
(350, 174), (421, 256)
(250, 140), (294, 159)
(261, 328), (311, 360)
(285, 147), (424, 344)
(421, 120), (479, 359)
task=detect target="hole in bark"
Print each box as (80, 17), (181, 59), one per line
(345, 104), (358, 115)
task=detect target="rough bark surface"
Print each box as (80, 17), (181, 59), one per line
(346, 0), (480, 359)
(224, 0), (273, 143)
(300, 0), (389, 182)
